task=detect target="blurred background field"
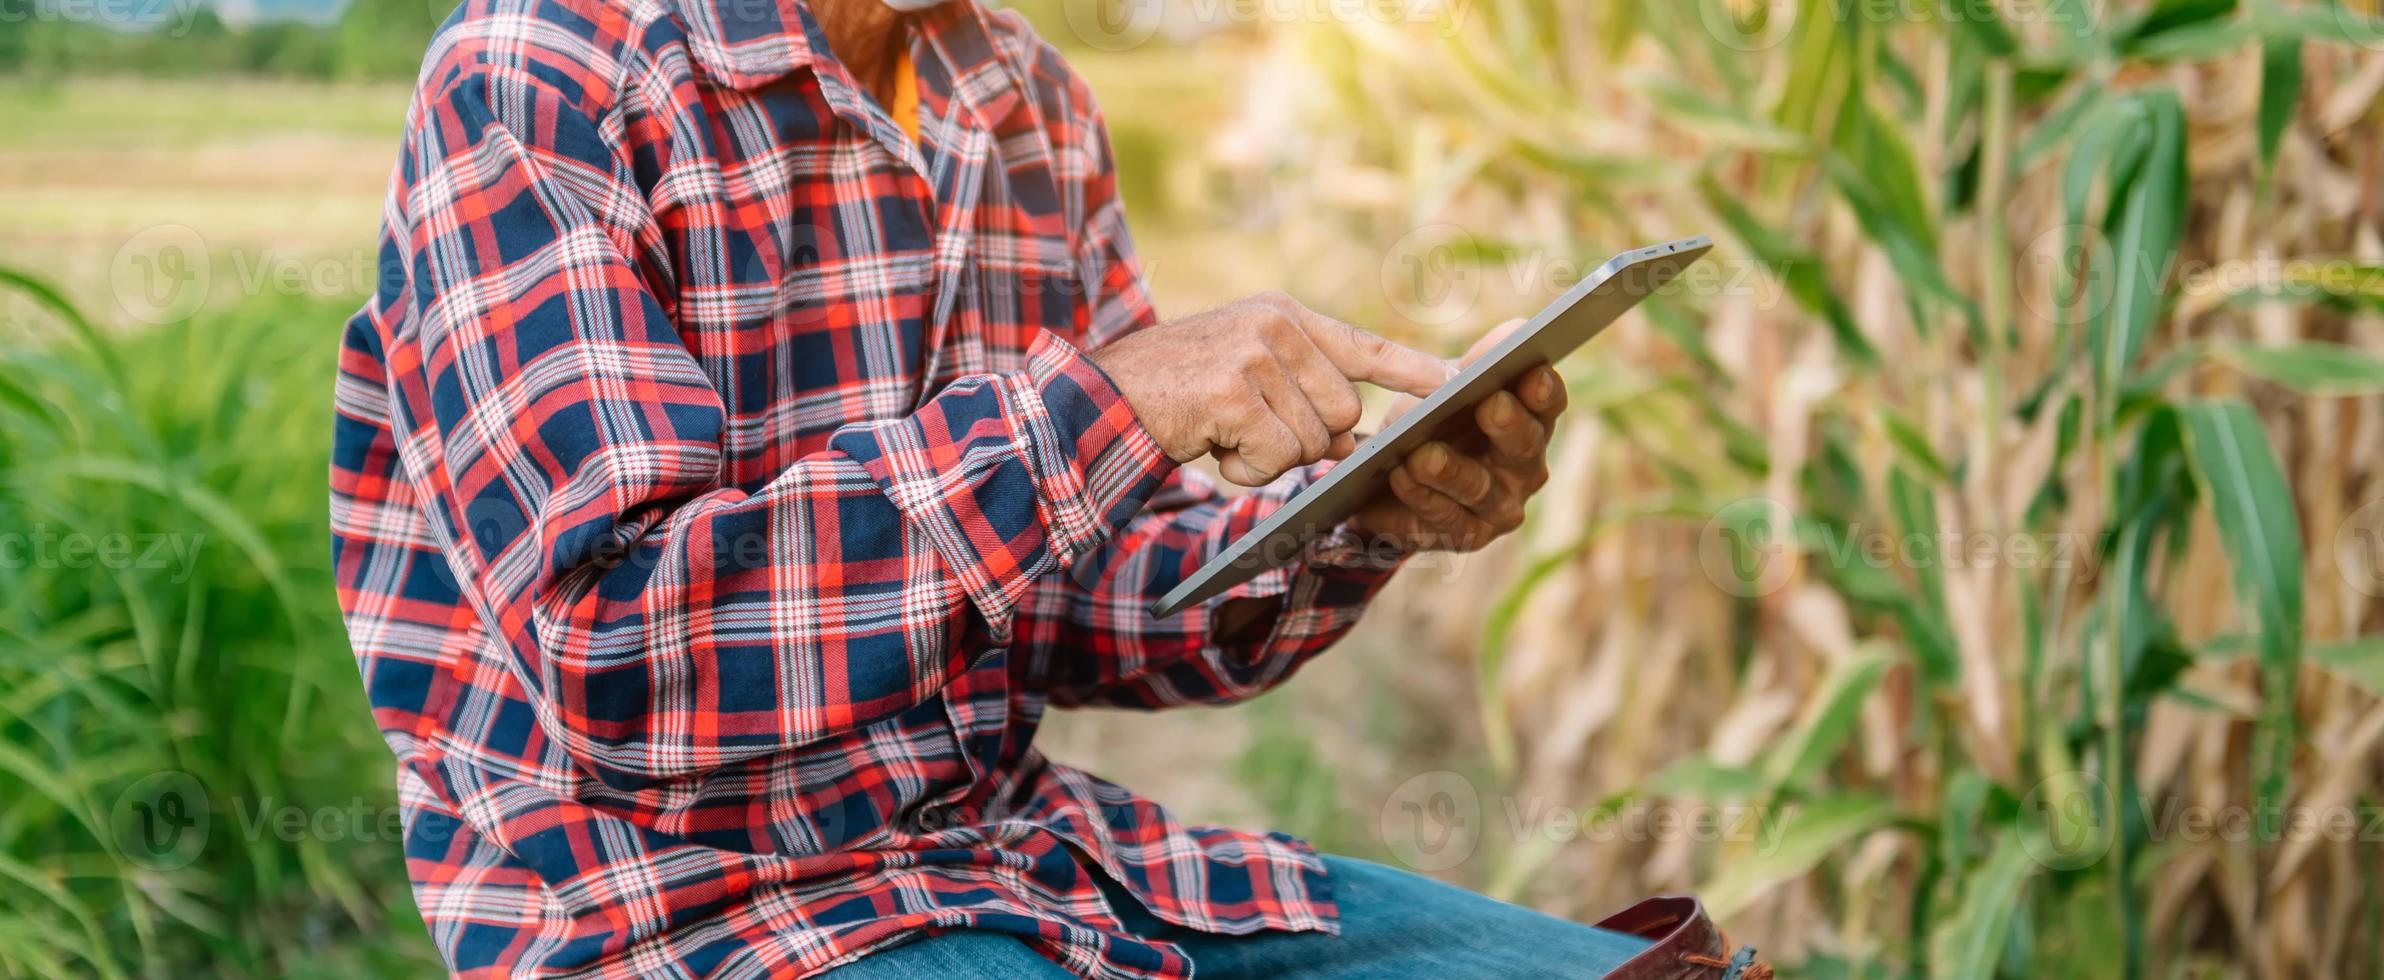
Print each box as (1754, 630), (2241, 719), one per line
(7, 0), (2384, 977)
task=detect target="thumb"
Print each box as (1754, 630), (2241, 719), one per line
(1461, 317), (1530, 364)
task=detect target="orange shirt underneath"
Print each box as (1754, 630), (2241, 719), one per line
(893, 50), (919, 143)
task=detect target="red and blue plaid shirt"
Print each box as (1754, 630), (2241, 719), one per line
(329, 0), (1403, 975)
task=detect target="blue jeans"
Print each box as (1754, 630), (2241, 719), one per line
(827, 855), (1651, 978)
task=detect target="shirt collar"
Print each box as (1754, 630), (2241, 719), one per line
(680, 0), (1011, 100)
(679, 0), (827, 91)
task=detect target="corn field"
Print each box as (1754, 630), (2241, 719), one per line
(1215, 0), (2384, 975)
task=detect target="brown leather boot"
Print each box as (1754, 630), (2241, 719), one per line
(1593, 896), (1772, 980)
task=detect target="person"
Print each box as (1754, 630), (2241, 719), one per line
(329, 0), (1755, 975)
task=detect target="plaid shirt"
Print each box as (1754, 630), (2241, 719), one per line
(329, 0), (1403, 975)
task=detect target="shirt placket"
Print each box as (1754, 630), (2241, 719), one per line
(806, 29), (1012, 816)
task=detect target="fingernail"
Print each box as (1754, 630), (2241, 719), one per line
(1490, 397), (1516, 425)
(1423, 445), (1451, 477)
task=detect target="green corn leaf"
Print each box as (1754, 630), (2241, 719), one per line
(2220, 259), (2384, 315)
(1698, 173), (1879, 366)
(1761, 649), (1892, 789)
(1928, 833), (2040, 980)
(2018, 83), (2105, 172)
(2126, 17), (2256, 61)
(2257, 34), (2302, 181)
(2206, 635), (2384, 698)
(1946, 0), (2021, 58)
(1833, 91), (1938, 254)
(2180, 400), (2303, 838)
(1701, 793), (1897, 919)
(1887, 465), (1960, 685)
(2213, 340), (2384, 396)
(2253, 1), (2384, 46)
(2310, 637), (2384, 697)
(1882, 410), (1952, 483)
(2056, 98), (2147, 357)
(1772, 0), (1851, 141)
(1826, 154), (1982, 338)
(1645, 755), (1767, 800)
(2040, 0), (2107, 60)
(1633, 73), (1810, 153)
(2094, 90), (2189, 400)
(2117, 0), (2241, 53)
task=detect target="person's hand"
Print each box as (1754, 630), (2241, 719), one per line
(1089, 292), (1452, 487)
(1348, 318), (1565, 553)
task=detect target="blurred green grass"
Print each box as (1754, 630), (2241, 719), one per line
(0, 77), (407, 147)
(0, 274), (439, 975)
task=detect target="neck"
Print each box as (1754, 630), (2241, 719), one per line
(810, 0), (906, 107)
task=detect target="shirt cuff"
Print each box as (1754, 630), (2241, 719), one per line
(1001, 329), (1175, 567)
(839, 330), (1173, 635)
(1209, 462), (1408, 655)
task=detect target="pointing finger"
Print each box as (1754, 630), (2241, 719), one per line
(1292, 307), (1452, 398)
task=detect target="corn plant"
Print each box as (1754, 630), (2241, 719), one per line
(1235, 0), (2384, 974)
(0, 272), (435, 975)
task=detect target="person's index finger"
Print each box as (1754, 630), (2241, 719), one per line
(1294, 308), (1452, 397)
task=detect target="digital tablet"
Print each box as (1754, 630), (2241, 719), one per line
(1148, 235), (1713, 618)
